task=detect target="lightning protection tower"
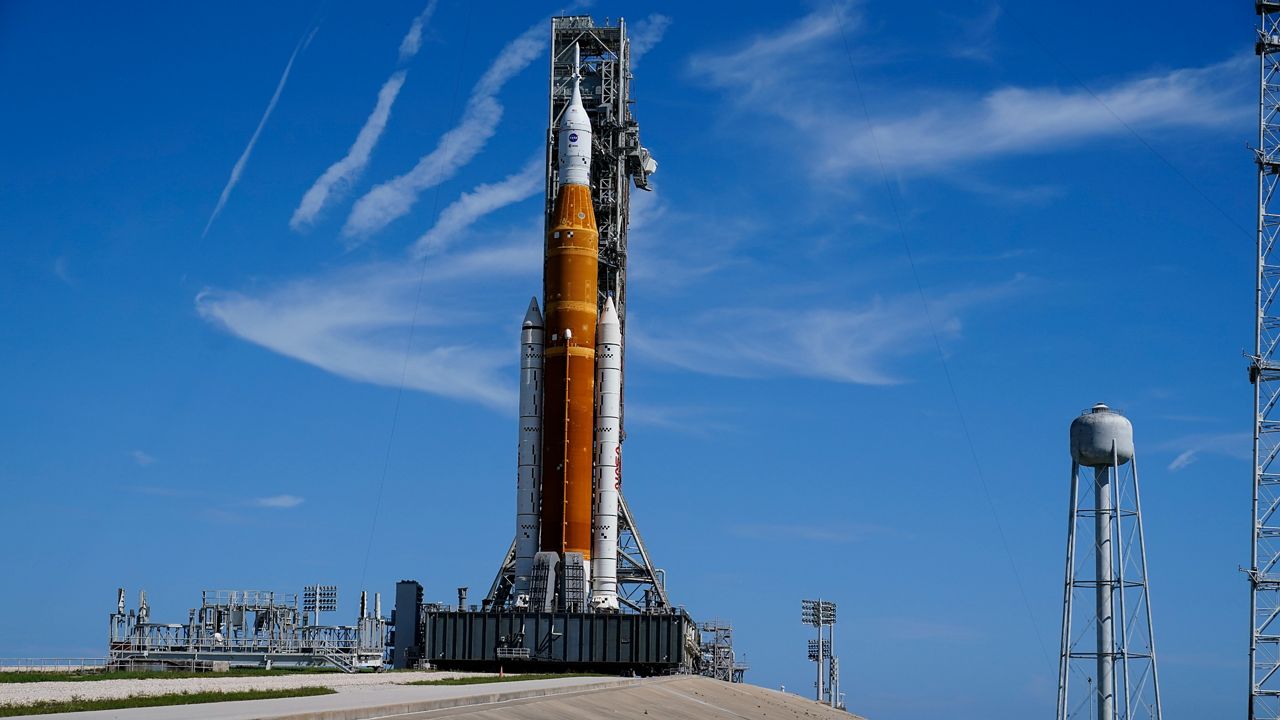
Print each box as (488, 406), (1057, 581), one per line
(1252, 5), (1280, 717)
(1056, 404), (1162, 720)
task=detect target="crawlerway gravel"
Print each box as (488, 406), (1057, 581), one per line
(0, 670), (492, 706)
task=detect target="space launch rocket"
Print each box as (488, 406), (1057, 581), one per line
(511, 45), (621, 611)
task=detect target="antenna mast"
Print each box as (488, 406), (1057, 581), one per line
(1251, 5), (1280, 718)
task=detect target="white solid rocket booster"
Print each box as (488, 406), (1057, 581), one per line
(513, 298), (544, 604)
(591, 297), (622, 610)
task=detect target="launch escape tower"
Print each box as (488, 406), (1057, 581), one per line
(1253, 5), (1280, 717)
(484, 15), (665, 614)
(1056, 405), (1162, 720)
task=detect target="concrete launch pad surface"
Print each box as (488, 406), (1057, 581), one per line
(2, 676), (866, 720)
(1, 675), (637, 719)
(398, 677), (867, 720)
(0, 670), (489, 706)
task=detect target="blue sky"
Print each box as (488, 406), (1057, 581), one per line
(0, 0), (1256, 716)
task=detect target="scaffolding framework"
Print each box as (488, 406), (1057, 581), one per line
(1253, 5), (1280, 717)
(108, 588), (386, 673)
(699, 621), (748, 683)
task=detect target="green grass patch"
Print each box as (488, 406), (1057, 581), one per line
(0, 667), (342, 684)
(0, 686), (335, 717)
(407, 673), (602, 686)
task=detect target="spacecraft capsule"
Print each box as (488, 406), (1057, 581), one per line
(557, 45), (592, 188)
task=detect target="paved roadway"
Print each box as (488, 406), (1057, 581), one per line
(8, 676), (867, 720)
(6, 676), (635, 720)
(398, 676), (867, 720)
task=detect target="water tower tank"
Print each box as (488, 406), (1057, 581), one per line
(1069, 403), (1134, 467)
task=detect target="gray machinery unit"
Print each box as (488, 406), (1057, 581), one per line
(1056, 404), (1163, 720)
(108, 586), (387, 673)
(391, 580), (424, 670)
(416, 607), (698, 675)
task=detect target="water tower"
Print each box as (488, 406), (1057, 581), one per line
(1056, 403), (1163, 720)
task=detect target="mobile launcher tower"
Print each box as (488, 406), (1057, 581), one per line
(393, 17), (701, 675)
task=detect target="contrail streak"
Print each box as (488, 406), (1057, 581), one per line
(202, 27), (314, 239)
(290, 2), (438, 231)
(341, 21), (546, 242)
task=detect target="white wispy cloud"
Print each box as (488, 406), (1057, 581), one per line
(623, 402), (735, 435)
(690, 3), (849, 97)
(291, 4), (441, 231)
(399, 0), (438, 63)
(291, 71), (409, 230)
(629, 14), (671, 67)
(196, 237), (540, 411)
(342, 21), (547, 241)
(632, 278), (1024, 385)
(1158, 432), (1251, 471)
(625, 189), (748, 291)
(692, 5), (1246, 179)
(53, 256), (73, 285)
(131, 450), (156, 467)
(253, 494), (305, 509)
(1167, 449), (1198, 471)
(203, 27), (314, 239)
(945, 4), (1002, 63)
(410, 154), (543, 258)
(818, 59), (1246, 175)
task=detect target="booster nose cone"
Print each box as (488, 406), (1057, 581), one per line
(523, 297), (543, 329)
(558, 44), (592, 187)
(600, 297), (619, 328)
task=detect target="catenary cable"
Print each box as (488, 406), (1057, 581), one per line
(359, 7), (475, 588)
(1000, 4), (1250, 239)
(829, 2), (1053, 663)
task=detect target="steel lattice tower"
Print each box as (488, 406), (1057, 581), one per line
(1253, 6), (1280, 718)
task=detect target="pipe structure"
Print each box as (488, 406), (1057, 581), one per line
(513, 298), (544, 603)
(1095, 465), (1116, 720)
(591, 297), (622, 609)
(539, 44), (597, 579)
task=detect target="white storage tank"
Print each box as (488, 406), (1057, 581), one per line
(1069, 403), (1134, 467)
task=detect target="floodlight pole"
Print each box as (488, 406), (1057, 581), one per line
(815, 599), (824, 703)
(803, 598), (838, 704)
(829, 620), (837, 708)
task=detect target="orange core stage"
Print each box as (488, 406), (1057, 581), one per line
(539, 182), (598, 559)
